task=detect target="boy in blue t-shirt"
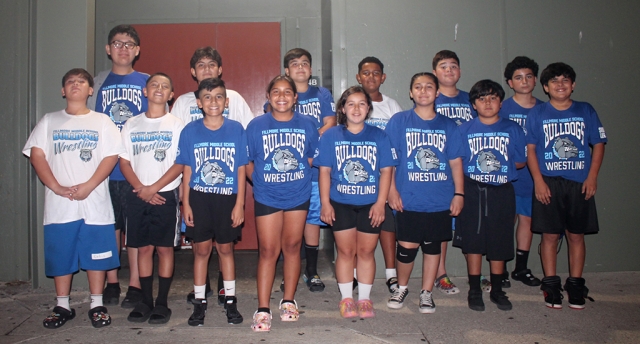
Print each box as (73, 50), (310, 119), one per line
(525, 63), (606, 310)
(277, 48), (336, 293)
(87, 24), (149, 308)
(431, 49), (479, 295)
(499, 56), (544, 288)
(176, 78), (248, 326)
(455, 80), (526, 312)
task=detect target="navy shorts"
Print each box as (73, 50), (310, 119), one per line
(186, 190), (242, 244)
(254, 199), (310, 217)
(125, 188), (181, 248)
(44, 219), (120, 276)
(379, 204), (396, 233)
(453, 177), (515, 261)
(531, 176), (599, 235)
(330, 200), (380, 234)
(109, 180), (132, 231)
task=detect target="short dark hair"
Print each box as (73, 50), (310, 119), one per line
(62, 68), (93, 87)
(190, 46), (223, 69)
(410, 72), (439, 91)
(469, 79), (505, 103)
(504, 56), (539, 82)
(540, 62), (576, 86)
(266, 74), (297, 96)
(284, 48), (312, 69)
(336, 86), (373, 126)
(432, 50), (460, 70)
(197, 78), (226, 99)
(146, 72), (173, 91)
(108, 24), (140, 45)
(358, 56), (384, 73)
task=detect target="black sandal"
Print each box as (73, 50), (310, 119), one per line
(148, 304), (172, 324)
(88, 306), (111, 328)
(127, 303), (153, 323)
(43, 306), (75, 329)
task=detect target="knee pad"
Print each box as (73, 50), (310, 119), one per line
(396, 244), (419, 264)
(420, 241), (441, 255)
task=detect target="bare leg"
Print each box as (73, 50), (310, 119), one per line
(87, 270), (106, 295)
(137, 245), (155, 277)
(515, 215), (533, 251)
(421, 253), (441, 292)
(256, 211), (284, 309)
(54, 275), (73, 296)
(566, 231), (585, 278)
(540, 233), (560, 276)
(216, 242), (236, 281)
(466, 253), (483, 275)
(355, 231), (380, 284)
(334, 228), (357, 283)
(193, 240), (213, 286)
(281, 210), (306, 301)
(380, 230), (397, 269)
(436, 241), (448, 277)
(128, 247), (140, 288)
(156, 246), (174, 279)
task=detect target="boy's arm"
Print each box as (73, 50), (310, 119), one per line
(318, 116), (336, 136)
(516, 162), (526, 169)
(120, 157), (143, 189)
(231, 165), (246, 227)
(387, 167), (403, 212)
(319, 166), (334, 226)
(449, 157), (464, 216)
(370, 166), (392, 227)
(527, 143), (551, 205)
(582, 143), (605, 200)
(72, 155), (118, 200)
(182, 165), (194, 227)
(29, 147), (76, 200)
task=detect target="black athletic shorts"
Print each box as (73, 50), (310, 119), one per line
(380, 204), (396, 233)
(531, 176), (599, 235)
(330, 200), (380, 234)
(125, 188), (180, 248)
(186, 190), (241, 244)
(254, 199), (310, 217)
(396, 210), (452, 244)
(453, 177), (515, 261)
(109, 180), (132, 231)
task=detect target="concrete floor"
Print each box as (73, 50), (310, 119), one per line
(1, 249), (639, 343)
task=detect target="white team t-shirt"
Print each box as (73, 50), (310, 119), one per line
(172, 89), (254, 128)
(120, 112), (185, 192)
(365, 93), (403, 130)
(22, 110), (125, 225)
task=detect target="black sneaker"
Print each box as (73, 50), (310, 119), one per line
(490, 291), (512, 311)
(511, 269), (542, 286)
(501, 272), (511, 289)
(224, 296), (243, 324)
(386, 287), (409, 309)
(540, 276), (563, 309)
(564, 277), (593, 310)
(186, 288), (213, 304)
(121, 287), (143, 309)
(386, 276), (399, 293)
(303, 273), (325, 292)
(188, 298), (207, 326)
(103, 284), (121, 306)
(468, 289), (485, 311)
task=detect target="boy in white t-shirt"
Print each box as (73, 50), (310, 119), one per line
(120, 73), (185, 324)
(23, 68), (124, 329)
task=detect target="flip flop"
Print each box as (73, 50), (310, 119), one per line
(148, 304), (172, 325)
(127, 303), (152, 323)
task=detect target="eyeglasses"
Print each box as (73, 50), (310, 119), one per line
(110, 40), (137, 50)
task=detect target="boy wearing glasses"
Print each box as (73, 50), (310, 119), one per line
(88, 24), (149, 310)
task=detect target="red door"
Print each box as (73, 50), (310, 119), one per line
(133, 22), (281, 249)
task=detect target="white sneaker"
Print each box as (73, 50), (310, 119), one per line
(419, 290), (436, 314)
(387, 287), (409, 309)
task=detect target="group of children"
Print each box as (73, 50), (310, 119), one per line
(24, 24), (607, 332)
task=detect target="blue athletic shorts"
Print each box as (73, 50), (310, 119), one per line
(306, 182), (325, 226)
(515, 195), (532, 217)
(44, 219), (120, 276)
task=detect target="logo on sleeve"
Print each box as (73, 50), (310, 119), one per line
(476, 150), (501, 173)
(552, 137), (578, 160)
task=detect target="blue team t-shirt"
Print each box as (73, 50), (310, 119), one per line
(435, 90), (477, 126)
(314, 124), (397, 206)
(385, 110), (464, 212)
(525, 101), (607, 183)
(95, 71), (149, 180)
(459, 117), (526, 185)
(499, 97), (543, 197)
(176, 119), (248, 195)
(246, 113), (319, 208)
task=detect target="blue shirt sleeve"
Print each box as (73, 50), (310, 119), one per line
(318, 87), (336, 121)
(176, 125), (192, 166)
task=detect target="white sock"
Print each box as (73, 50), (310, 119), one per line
(399, 285), (407, 291)
(358, 283), (373, 301)
(338, 282), (353, 300)
(385, 268), (397, 280)
(57, 295), (70, 311)
(223, 280), (236, 297)
(353, 268), (357, 279)
(90, 294), (103, 309)
(194, 284), (206, 299)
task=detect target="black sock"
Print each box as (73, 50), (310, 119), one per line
(469, 274), (481, 291)
(305, 244), (319, 276)
(155, 276), (173, 307)
(217, 270), (223, 294)
(258, 307), (271, 314)
(140, 276), (154, 308)
(503, 262), (508, 276)
(490, 273), (503, 294)
(514, 249), (529, 272)
(205, 271), (211, 293)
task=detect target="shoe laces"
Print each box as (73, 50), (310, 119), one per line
(420, 291), (434, 306)
(389, 288), (408, 302)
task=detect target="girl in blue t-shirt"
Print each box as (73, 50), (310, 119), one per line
(246, 75), (318, 331)
(314, 86), (396, 319)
